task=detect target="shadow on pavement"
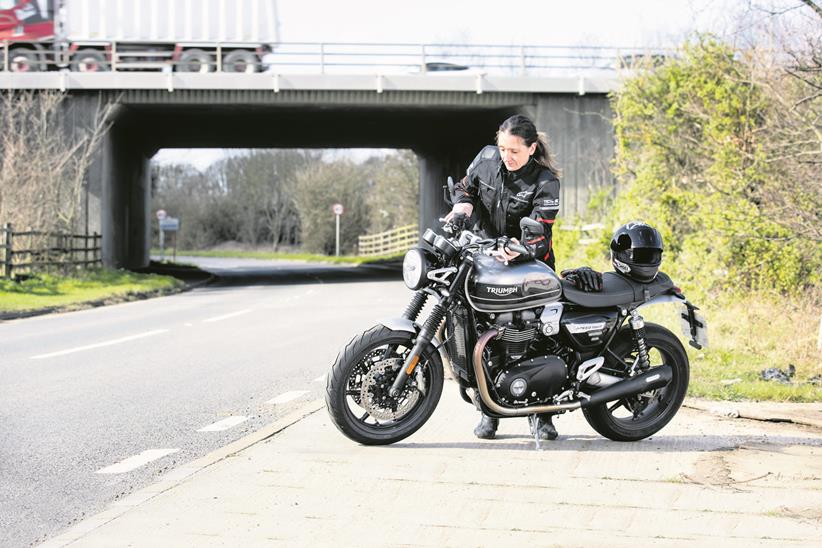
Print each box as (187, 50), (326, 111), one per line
(389, 433), (822, 452)
(140, 259), (402, 287)
(208, 263), (401, 287)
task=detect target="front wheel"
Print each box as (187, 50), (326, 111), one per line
(583, 323), (689, 441)
(325, 324), (444, 445)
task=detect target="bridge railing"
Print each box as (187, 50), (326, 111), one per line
(358, 224), (419, 257)
(1, 40), (670, 77)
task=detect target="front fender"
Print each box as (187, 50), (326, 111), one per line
(378, 317), (452, 373)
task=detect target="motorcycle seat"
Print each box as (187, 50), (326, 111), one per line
(561, 271), (674, 308)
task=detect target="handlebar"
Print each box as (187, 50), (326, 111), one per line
(504, 240), (532, 258)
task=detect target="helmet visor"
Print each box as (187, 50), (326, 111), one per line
(629, 248), (662, 264)
(630, 226), (664, 248)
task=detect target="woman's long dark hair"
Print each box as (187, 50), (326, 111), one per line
(497, 114), (561, 177)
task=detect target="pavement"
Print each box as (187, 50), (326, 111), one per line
(42, 382), (822, 547)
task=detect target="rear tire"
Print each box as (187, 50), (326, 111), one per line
(582, 323), (689, 441)
(70, 49), (109, 72)
(325, 324), (443, 445)
(177, 48), (213, 73)
(222, 49), (258, 73)
(8, 48), (42, 72)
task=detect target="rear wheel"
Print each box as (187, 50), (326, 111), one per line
(178, 48), (213, 73)
(222, 49), (258, 73)
(8, 48), (42, 72)
(325, 325), (444, 445)
(70, 49), (109, 72)
(583, 323), (689, 441)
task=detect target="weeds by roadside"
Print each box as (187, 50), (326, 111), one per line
(0, 269), (182, 313)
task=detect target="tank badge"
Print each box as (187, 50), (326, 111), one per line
(487, 286), (517, 296)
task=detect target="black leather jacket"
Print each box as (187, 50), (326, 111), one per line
(455, 145), (560, 268)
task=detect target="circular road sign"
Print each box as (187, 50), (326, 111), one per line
(156, 209), (167, 221)
(332, 203), (344, 216)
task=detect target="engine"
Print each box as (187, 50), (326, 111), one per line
(481, 304), (571, 406)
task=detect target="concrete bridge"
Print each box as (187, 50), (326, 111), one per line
(1, 71), (618, 269)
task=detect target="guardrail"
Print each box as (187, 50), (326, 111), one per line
(0, 40), (670, 76)
(358, 224), (419, 257)
(2, 223), (102, 279)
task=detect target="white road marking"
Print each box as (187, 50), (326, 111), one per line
(266, 390), (308, 405)
(30, 330), (169, 360)
(197, 416), (249, 432)
(96, 448), (180, 475)
(202, 309), (252, 323)
(313, 374), (326, 383)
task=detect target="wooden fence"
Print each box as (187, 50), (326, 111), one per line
(2, 223), (102, 279)
(358, 224), (419, 257)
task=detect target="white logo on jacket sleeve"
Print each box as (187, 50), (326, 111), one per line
(543, 198), (559, 207)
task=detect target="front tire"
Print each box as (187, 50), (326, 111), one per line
(583, 323), (689, 441)
(325, 324), (444, 445)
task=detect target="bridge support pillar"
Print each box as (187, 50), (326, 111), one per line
(416, 151), (473, 235)
(101, 125), (151, 269)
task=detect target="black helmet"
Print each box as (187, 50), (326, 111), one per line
(610, 221), (663, 283)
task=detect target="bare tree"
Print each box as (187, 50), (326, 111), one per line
(0, 91), (112, 236)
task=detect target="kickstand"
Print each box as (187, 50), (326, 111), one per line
(529, 414), (541, 451)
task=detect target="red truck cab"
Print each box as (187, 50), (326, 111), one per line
(0, 0), (55, 71)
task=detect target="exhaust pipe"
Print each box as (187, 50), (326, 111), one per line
(580, 365), (673, 408)
(472, 329), (674, 416)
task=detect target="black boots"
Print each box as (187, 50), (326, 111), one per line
(473, 414), (499, 439)
(529, 413), (558, 440)
(473, 413), (558, 440)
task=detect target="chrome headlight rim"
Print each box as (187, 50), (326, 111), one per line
(402, 248), (428, 290)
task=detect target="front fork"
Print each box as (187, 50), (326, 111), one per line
(389, 257), (472, 397)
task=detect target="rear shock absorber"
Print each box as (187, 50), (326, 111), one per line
(629, 309), (651, 372)
(402, 290), (428, 321)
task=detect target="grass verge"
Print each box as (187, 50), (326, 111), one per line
(0, 269), (183, 314)
(150, 248), (402, 265)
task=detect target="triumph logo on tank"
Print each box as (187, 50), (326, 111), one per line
(487, 286), (518, 296)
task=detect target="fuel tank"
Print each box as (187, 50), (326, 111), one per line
(466, 253), (562, 312)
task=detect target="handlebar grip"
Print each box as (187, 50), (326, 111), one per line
(505, 241), (531, 257)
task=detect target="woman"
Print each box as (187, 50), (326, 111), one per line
(446, 114), (562, 441)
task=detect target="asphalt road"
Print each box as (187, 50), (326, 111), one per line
(0, 258), (408, 547)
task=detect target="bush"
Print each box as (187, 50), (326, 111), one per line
(607, 38), (822, 297)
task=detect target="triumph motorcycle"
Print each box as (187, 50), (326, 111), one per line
(326, 212), (707, 446)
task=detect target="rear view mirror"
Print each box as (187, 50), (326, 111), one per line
(443, 176), (456, 207)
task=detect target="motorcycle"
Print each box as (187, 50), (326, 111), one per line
(325, 196), (707, 446)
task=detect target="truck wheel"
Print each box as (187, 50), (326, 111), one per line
(8, 48), (42, 72)
(70, 49), (109, 72)
(222, 50), (258, 73)
(178, 49), (213, 73)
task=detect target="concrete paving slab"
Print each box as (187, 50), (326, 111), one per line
(45, 383), (822, 547)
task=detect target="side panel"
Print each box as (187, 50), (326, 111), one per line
(63, 0), (278, 43)
(560, 309), (620, 352)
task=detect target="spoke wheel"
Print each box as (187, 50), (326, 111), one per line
(326, 325), (443, 445)
(583, 323), (689, 441)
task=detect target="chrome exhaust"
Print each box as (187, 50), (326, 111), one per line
(471, 329), (582, 416)
(471, 329), (674, 416)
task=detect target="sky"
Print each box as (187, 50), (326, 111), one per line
(154, 0), (818, 170)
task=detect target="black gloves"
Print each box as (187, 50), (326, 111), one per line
(560, 266), (603, 292)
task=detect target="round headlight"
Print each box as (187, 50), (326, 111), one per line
(402, 248), (428, 290)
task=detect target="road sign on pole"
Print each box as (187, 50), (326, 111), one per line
(332, 203), (344, 256)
